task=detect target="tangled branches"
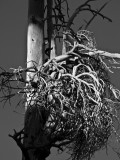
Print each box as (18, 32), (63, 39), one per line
(44, 0), (112, 59)
(1, 30), (120, 160)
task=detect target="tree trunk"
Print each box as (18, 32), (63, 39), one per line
(27, 0), (44, 81)
(22, 0), (50, 160)
(47, 0), (57, 59)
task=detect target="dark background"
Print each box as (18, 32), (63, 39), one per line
(0, 0), (120, 159)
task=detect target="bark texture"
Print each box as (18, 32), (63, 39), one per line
(27, 0), (44, 80)
(22, 0), (50, 159)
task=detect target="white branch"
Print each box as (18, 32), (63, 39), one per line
(88, 50), (120, 59)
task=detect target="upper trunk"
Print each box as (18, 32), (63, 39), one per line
(27, 0), (44, 81)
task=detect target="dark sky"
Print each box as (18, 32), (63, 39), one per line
(0, 0), (120, 160)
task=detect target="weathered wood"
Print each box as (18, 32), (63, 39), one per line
(27, 0), (44, 81)
(22, 1), (50, 160)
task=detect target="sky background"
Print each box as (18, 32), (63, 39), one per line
(0, 0), (120, 160)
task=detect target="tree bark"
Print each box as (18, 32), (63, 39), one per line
(47, 0), (57, 59)
(27, 0), (44, 81)
(22, 0), (50, 160)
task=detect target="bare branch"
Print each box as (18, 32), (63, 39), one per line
(9, 129), (30, 160)
(84, 1), (112, 29)
(66, 0), (112, 30)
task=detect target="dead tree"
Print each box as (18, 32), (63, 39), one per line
(1, 1), (120, 160)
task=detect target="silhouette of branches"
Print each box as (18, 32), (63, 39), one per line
(84, 1), (112, 29)
(9, 129), (30, 160)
